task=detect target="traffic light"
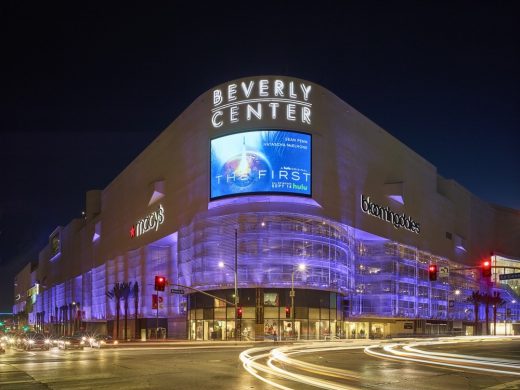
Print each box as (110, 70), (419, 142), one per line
(482, 260), (492, 278)
(285, 306), (291, 319)
(154, 275), (166, 291)
(237, 307), (243, 319)
(428, 264), (438, 281)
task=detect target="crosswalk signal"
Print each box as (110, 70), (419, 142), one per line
(285, 306), (291, 319)
(154, 275), (166, 291)
(428, 264), (438, 281)
(482, 260), (492, 278)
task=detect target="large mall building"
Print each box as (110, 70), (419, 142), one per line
(14, 76), (520, 340)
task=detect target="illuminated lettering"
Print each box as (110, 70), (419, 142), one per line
(246, 103), (262, 121)
(241, 81), (254, 97)
(230, 106), (239, 123)
(259, 79), (269, 96)
(289, 81), (297, 98)
(227, 83), (237, 102)
(269, 102), (279, 119)
(302, 106), (311, 124)
(274, 80), (284, 96)
(210, 78), (313, 128)
(133, 205), (165, 238)
(213, 89), (222, 106)
(361, 195), (420, 234)
(286, 104), (296, 121)
(300, 84), (312, 101)
(212, 111), (223, 127)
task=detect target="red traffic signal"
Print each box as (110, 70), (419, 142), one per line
(285, 306), (291, 319)
(154, 275), (166, 291)
(428, 264), (438, 281)
(236, 307), (243, 319)
(482, 260), (492, 278)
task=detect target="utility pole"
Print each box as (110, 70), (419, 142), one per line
(156, 290), (159, 340)
(235, 228), (239, 341)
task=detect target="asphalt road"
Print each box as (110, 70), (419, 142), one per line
(294, 339), (520, 389)
(0, 344), (272, 390)
(1, 339), (519, 389)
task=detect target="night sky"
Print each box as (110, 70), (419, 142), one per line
(1, 2), (519, 311)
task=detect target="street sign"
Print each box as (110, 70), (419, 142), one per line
(439, 266), (449, 278)
(499, 272), (520, 281)
(170, 288), (185, 294)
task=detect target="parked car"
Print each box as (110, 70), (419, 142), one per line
(58, 336), (85, 350)
(23, 333), (51, 351)
(89, 335), (118, 349)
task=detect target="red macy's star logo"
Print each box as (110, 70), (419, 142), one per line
(130, 225), (136, 238)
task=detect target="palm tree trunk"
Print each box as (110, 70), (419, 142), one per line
(134, 282), (139, 340)
(135, 298), (138, 339)
(493, 306), (497, 336)
(474, 302), (479, 335)
(485, 302), (490, 335)
(116, 299), (120, 339)
(124, 300), (128, 341)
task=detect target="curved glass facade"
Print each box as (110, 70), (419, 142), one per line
(178, 212), (356, 294)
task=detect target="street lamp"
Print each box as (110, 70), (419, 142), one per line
(218, 261), (238, 310)
(290, 263), (306, 340)
(218, 260), (238, 340)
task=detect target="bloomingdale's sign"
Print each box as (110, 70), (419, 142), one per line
(130, 204), (165, 238)
(361, 195), (421, 234)
(211, 78), (312, 128)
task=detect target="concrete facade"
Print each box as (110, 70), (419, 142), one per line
(13, 76), (520, 340)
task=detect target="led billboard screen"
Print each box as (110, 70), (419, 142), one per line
(211, 130), (311, 199)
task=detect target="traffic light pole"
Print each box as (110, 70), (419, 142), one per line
(156, 289), (159, 340)
(291, 271), (295, 340)
(234, 228), (239, 341)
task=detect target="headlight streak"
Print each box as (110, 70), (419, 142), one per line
(240, 348), (292, 390)
(364, 339), (520, 376)
(270, 346), (361, 379)
(403, 343), (520, 367)
(266, 355), (357, 390)
(240, 343), (367, 389)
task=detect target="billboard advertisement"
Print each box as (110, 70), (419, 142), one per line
(210, 130), (311, 199)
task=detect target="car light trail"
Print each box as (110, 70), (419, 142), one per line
(240, 342), (367, 389)
(364, 337), (520, 376)
(240, 337), (520, 388)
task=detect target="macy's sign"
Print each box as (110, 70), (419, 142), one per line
(130, 205), (165, 238)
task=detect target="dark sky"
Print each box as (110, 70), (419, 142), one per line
(1, 2), (519, 311)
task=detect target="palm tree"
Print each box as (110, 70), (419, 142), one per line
(106, 283), (124, 339)
(467, 291), (483, 335)
(132, 281), (140, 340)
(120, 282), (132, 341)
(482, 293), (493, 335)
(491, 291), (505, 336)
